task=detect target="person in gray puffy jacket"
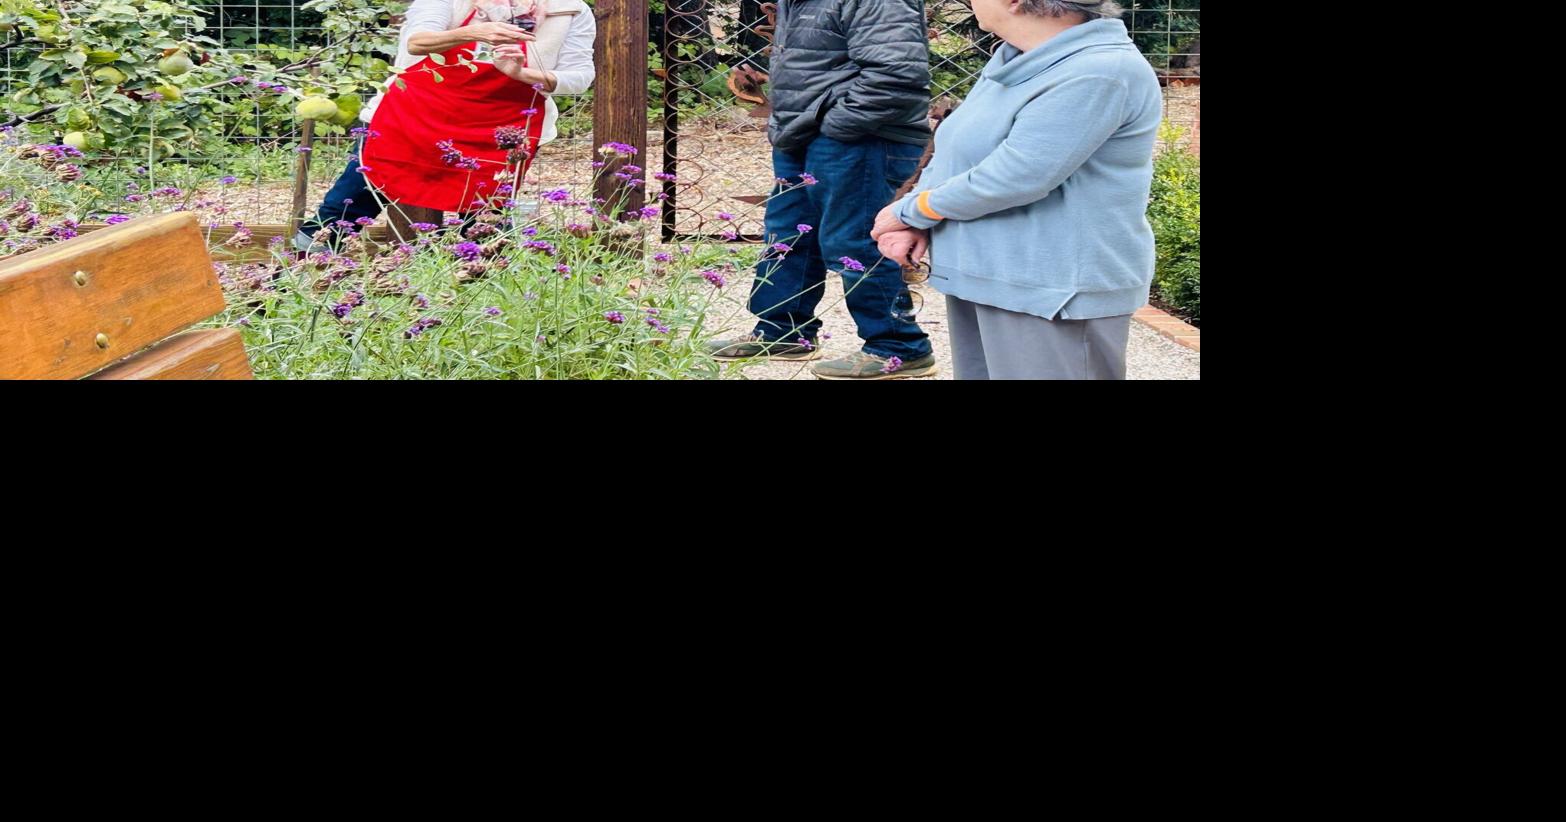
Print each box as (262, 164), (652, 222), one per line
(709, 0), (937, 380)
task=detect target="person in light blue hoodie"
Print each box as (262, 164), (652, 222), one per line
(871, 0), (1163, 380)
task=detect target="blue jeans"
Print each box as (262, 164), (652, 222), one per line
(296, 137), (382, 250)
(749, 134), (932, 361)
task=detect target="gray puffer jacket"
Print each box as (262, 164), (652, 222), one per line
(767, 0), (933, 154)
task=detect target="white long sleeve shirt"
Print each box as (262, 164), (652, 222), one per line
(361, 0), (596, 144)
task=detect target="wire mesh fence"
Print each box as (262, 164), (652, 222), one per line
(2, 1), (1197, 239)
(657, 0), (1199, 242)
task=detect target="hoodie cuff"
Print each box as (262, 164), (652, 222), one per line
(897, 191), (943, 230)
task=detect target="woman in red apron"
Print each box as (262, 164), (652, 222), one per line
(359, 4), (548, 215)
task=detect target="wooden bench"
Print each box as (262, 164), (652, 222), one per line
(0, 212), (253, 380)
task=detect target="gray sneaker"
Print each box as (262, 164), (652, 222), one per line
(707, 334), (823, 361)
(811, 351), (938, 380)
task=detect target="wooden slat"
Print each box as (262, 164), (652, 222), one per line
(0, 213), (224, 379)
(75, 222), (403, 262)
(86, 328), (253, 380)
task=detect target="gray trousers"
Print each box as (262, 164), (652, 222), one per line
(946, 295), (1132, 380)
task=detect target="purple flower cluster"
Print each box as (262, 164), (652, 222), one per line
(494, 125), (529, 150)
(405, 316), (443, 338)
(331, 291), (365, 319)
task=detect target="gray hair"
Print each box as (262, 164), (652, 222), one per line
(1018, 1), (1125, 20)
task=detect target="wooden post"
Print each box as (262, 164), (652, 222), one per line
(386, 204), (444, 246)
(289, 66), (323, 245)
(592, 0), (649, 220)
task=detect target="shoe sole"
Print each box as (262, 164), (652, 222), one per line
(814, 365), (940, 380)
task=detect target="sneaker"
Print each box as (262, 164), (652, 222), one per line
(707, 333), (823, 361)
(810, 351), (938, 380)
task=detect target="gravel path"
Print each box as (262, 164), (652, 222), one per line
(708, 274), (1201, 380)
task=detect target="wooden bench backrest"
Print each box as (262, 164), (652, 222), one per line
(0, 213), (251, 380)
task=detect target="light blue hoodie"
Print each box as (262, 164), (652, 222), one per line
(895, 19), (1163, 320)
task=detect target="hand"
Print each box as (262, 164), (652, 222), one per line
(465, 21), (535, 46)
(877, 228), (929, 268)
(871, 203), (911, 241)
(492, 45), (554, 88)
(491, 44), (529, 81)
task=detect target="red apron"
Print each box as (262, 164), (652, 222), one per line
(361, 10), (547, 213)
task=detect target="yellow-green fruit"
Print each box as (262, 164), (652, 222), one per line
(66, 109), (92, 129)
(157, 53), (194, 76)
(295, 95), (339, 121)
(328, 94), (362, 127)
(152, 84), (182, 102)
(63, 131), (104, 151)
(92, 67), (127, 85)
